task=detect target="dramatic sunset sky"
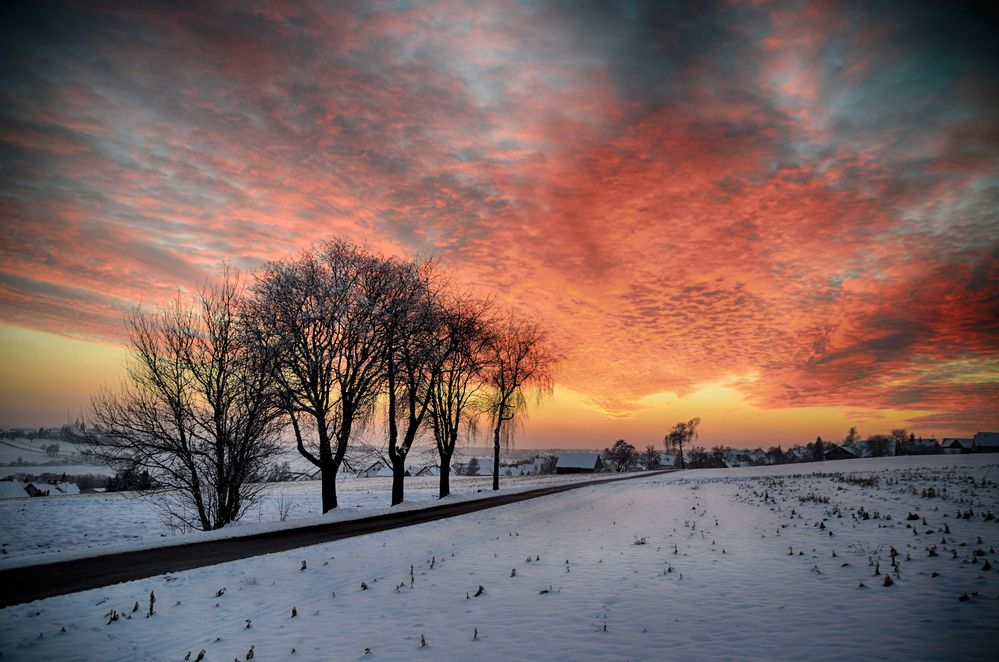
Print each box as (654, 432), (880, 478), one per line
(1, 1), (996, 448)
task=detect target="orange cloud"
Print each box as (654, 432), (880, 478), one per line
(1, 0), (996, 440)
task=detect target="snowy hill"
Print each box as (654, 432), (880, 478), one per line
(0, 455), (995, 660)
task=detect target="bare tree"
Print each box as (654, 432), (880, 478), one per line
(603, 439), (638, 472)
(428, 296), (492, 498)
(86, 270), (283, 531)
(664, 417), (700, 470)
(539, 454), (559, 475)
(642, 444), (661, 470)
(377, 258), (441, 506)
(248, 240), (388, 512)
(889, 428), (909, 454)
(483, 319), (557, 491)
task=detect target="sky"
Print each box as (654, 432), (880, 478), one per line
(0, 0), (997, 449)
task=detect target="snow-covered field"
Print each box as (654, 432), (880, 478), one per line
(1, 454), (996, 660)
(0, 439), (112, 479)
(0, 473), (602, 567)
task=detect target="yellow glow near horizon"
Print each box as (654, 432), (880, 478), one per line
(522, 382), (937, 449)
(0, 325), (945, 447)
(0, 325), (126, 427)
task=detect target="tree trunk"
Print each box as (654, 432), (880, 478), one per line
(320, 459), (338, 512)
(492, 419), (502, 491)
(391, 455), (406, 506)
(438, 450), (452, 499)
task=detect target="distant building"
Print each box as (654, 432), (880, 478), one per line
(785, 446), (812, 463)
(555, 452), (604, 474)
(972, 432), (999, 452)
(904, 437), (940, 455)
(658, 452), (679, 467)
(849, 438), (897, 458)
(0, 480), (29, 499)
(412, 465), (439, 477)
(359, 461), (393, 478)
(823, 444), (857, 461)
(0, 480), (80, 498)
(940, 438), (971, 454)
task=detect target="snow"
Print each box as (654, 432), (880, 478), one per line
(0, 473), (605, 568)
(0, 455), (997, 660)
(0, 482), (28, 499)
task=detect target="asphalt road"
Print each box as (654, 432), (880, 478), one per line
(0, 470), (674, 608)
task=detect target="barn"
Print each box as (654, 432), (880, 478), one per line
(823, 444), (857, 461)
(972, 432), (999, 452)
(940, 438), (970, 454)
(555, 452), (604, 474)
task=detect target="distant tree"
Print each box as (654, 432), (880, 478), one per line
(106, 468), (153, 492)
(889, 429), (909, 454)
(709, 445), (728, 467)
(642, 445), (661, 470)
(87, 270), (283, 530)
(664, 417), (700, 469)
(265, 461), (293, 483)
(686, 446), (710, 469)
(483, 319), (557, 490)
(844, 426), (860, 446)
(865, 434), (893, 457)
(603, 439), (638, 472)
(766, 445), (786, 464)
(44, 443), (60, 457)
(540, 455), (559, 474)
(465, 457), (481, 476)
(813, 436), (825, 462)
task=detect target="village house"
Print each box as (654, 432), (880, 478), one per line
(411, 465), (439, 477)
(940, 438), (971, 454)
(823, 444), (857, 461)
(905, 437), (940, 454)
(555, 452), (604, 474)
(972, 432), (999, 452)
(357, 460), (394, 478)
(0, 479), (80, 498)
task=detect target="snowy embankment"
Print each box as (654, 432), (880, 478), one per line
(0, 473), (606, 568)
(1, 455), (997, 661)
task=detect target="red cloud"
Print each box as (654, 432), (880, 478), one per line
(1, 0), (995, 434)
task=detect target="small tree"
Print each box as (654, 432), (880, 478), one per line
(865, 434), (892, 457)
(642, 444), (661, 470)
(664, 417), (700, 470)
(889, 429), (909, 454)
(844, 426), (860, 446)
(603, 439), (638, 472)
(813, 436), (825, 461)
(465, 457), (481, 476)
(686, 446), (709, 468)
(484, 319), (557, 491)
(540, 455), (558, 474)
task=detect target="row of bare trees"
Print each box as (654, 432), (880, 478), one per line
(85, 239), (556, 530)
